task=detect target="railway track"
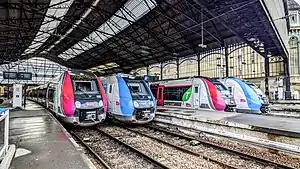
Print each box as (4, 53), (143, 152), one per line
(139, 125), (297, 169)
(70, 128), (169, 169)
(70, 124), (297, 169)
(100, 125), (243, 169)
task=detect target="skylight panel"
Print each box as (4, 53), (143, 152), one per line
(46, 0), (102, 52)
(62, 0), (157, 60)
(22, 0), (74, 55)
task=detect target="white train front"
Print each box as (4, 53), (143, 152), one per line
(103, 74), (156, 124)
(218, 77), (270, 113)
(27, 70), (107, 126)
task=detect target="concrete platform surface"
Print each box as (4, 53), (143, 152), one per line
(8, 101), (94, 169)
(158, 106), (300, 134)
(223, 113), (300, 133)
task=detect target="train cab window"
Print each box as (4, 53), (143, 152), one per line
(75, 81), (92, 92)
(109, 84), (112, 93)
(214, 83), (227, 91)
(48, 88), (55, 103)
(128, 84), (141, 93)
(127, 82), (149, 95)
(194, 87), (198, 93)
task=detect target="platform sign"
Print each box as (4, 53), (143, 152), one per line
(17, 72), (32, 80)
(3, 72), (17, 79)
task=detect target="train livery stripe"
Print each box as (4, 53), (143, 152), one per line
(61, 72), (75, 117)
(230, 78), (261, 110)
(116, 76), (134, 116)
(97, 78), (107, 114)
(202, 78), (226, 111)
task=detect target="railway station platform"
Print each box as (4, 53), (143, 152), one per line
(8, 101), (95, 169)
(155, 106), (300, 155)
(156, 106), (300, 136)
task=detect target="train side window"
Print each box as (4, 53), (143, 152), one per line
(228, 87), (232, 93)
(194, 87), (198, 93)
(109, 84), (112, 93)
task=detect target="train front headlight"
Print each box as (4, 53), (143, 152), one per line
(133, 101), (139, 108)
(75, 101), (81, 108)
(98, 100), (103, 107)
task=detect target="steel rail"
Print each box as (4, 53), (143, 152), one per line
(124, 127), (238, 169)
(70, 131), (112, 169)
(95, 128), (170, 169)
(146, 125), (296, 169)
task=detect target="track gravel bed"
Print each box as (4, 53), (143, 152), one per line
(72, 128), (163, 169)
(99, 125), (226, 169)
(75, 141), (107, 169)
(127, 126), (272, 169)
(150, 125), (300, 169)
(199, 132), (300, 169)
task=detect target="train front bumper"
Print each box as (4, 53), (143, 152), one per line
(65, 108), (106, 126)
(225, 104), (236, 112)
(114, 108), (155, 124)
(260, 104), (271, 113)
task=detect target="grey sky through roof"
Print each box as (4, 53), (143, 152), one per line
(58, 0), (156, 60)
(23, 0), (74, 55)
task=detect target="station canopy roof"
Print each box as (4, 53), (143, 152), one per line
(0, 0), (289, 75)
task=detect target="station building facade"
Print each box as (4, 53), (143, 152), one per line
(132, 0), (300, 100)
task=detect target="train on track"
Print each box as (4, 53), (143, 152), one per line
(150, 76), (236, 112)
(218, 77), (270, 113)
(27, 70), (107, 126)
(102, 74), (156, 124)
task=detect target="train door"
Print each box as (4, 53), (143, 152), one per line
(47, 84), (55, 110)
(46, 86), (50, 108)
(107, 84), (114, 113)
(157, 85), (164, 106)
(193, 85), (200, 108)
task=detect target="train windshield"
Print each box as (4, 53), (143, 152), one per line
(127, 81), (150, 96)
(74, 80), (99, 93)
(247, 83), (264, 96)
(214, 83), (228, 91)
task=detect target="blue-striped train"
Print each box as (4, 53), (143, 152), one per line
(102, 73), (156, 124)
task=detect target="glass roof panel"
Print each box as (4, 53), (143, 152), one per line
(0, 57), (68, 85)
(62, 0), (157, 60)
(46, 0), (102, 52)
(21, 0), (74, 55)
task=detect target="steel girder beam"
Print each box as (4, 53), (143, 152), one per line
(190, 0), (272, 58)
(66, 0), (231, 69)
(41, 0), (127, 56)
(0, 0), (49, 62)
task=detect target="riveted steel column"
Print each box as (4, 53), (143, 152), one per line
(176, 59), (179, 79)
(225, 46), (229, 77)
(146, 66), (149, 76)
(197, 53), (200, 76)
(265, 56), (270, 98)
(284, 58), (291, 99)
(160, 63), (163, 80)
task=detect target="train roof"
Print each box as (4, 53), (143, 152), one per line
(68, 69), (97, 80)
